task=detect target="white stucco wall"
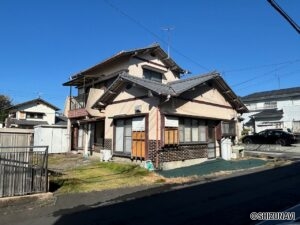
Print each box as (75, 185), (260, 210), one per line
(15, 102), (56, 125)
(242, 97), (300, 133)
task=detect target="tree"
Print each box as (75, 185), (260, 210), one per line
(0, 95), (13, 124)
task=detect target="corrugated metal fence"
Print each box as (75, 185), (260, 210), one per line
(0, 128), (33, 147)
(0, 146), (48, 198)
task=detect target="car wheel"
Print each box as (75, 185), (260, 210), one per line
(243, 138), (252, 144)
(275, 139), (286, 146)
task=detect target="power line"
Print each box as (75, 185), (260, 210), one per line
(231, 59), (300, 87)
(235, 69), (300, 93)
(223, 59), (300, 73)
(267, 0), (300, 34)
(103, 0), (210, 71)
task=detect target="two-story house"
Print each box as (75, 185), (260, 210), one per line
(5, 98), (59, 129)
(241, 87), (300, 134)
(63, 44), (247, 169)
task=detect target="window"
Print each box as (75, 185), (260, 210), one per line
(179, 118), (207, 143)
(26, 112), (43, 119)
(264, 101), (277, 109)
(221, 121), (236, 136)
(143, 68), (162, 83)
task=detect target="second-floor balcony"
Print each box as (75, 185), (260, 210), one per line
(70, 94), (87, 110)
(68, 94), (89, 118)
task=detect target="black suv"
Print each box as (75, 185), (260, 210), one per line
(242, 129), (296, 146)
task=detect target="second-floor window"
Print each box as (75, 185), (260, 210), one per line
(143, 68), (162, 83)
(264, 101), (277, 109)
(26, 112), (43, 119)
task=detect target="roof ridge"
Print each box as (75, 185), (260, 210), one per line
(242, 86), (300, 99)
(168, 71), (219, 85)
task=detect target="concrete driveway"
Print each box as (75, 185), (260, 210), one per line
(244, 143), (300, 159)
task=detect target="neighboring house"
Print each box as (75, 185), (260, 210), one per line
(63, 44), (247, 169)
(5, 98), (60, 129)
(241, 87), (300, 134)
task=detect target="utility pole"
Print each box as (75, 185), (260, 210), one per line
(161, 27), (175, 58)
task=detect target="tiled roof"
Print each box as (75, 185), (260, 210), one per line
(93, 71), (248, 113)
(169, 72), (219, 95)
(8, 118), (48, 126)
(250, 109), (283, 119)
(8, 98), (60, 111)
(64, 43), (185, 86)
(242, 87), (300, 102)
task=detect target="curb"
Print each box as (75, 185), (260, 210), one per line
(0, 192), (55, 209)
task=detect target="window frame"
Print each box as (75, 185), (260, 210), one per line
(179, 118), (208, 144)
(26, 112), (44, 119)
(143, 68), (163, 83)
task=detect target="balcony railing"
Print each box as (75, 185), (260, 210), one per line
(70, 94), (88, 110)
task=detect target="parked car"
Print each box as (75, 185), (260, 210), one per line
(242, 129), (296, 146)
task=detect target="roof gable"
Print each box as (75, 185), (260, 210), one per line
(63, 43), (185, 86)
(9, 98), (60, 111)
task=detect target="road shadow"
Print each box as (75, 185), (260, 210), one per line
(53, 162), (300, 225)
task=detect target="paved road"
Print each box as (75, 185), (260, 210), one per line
(2, 162), (300, 225)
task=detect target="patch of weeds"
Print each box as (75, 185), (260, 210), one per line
(154, 178), (166, 183)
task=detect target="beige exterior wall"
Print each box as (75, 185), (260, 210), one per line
(81, 52), (178, 87)
(148, 107), (161, 140)
(86, 88), (105, 117)
(104, 86), (160, 142)
(127, 54), (179, 83)
(86, 57), (130, 79)
(104, 85), (239, 146)
(113, 85), (148, 102)
(161, 87), (237, 121)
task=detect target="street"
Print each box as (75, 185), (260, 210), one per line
(2, 161), (300, 225)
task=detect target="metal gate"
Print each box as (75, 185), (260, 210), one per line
(0, 146), (48, 197)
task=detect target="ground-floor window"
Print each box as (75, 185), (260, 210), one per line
(179, 118), (207, 143)
(164, 116), (208, 145)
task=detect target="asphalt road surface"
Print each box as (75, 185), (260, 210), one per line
(3, 162), (300, 225)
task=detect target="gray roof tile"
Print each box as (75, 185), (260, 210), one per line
(242, 87), (300, 102)
(93, 71), (248, 113)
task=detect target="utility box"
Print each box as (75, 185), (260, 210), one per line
(221, 138), (232, 160)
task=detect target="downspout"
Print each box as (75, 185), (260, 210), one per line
(155, 107), (159, 168)
(67, 86), (72, 152)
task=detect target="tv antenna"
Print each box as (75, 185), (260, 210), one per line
(161, 26), (175, 58)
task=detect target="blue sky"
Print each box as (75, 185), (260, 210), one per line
(0, 0), (299, 111)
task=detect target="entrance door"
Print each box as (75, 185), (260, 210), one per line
(71, 124), (79, 150)
(132, 117), (146, 159)
(115, 119), (132, 154)
(114, 117), (146, 158)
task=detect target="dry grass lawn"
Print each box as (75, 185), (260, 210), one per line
(48, 154), (166, 194)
